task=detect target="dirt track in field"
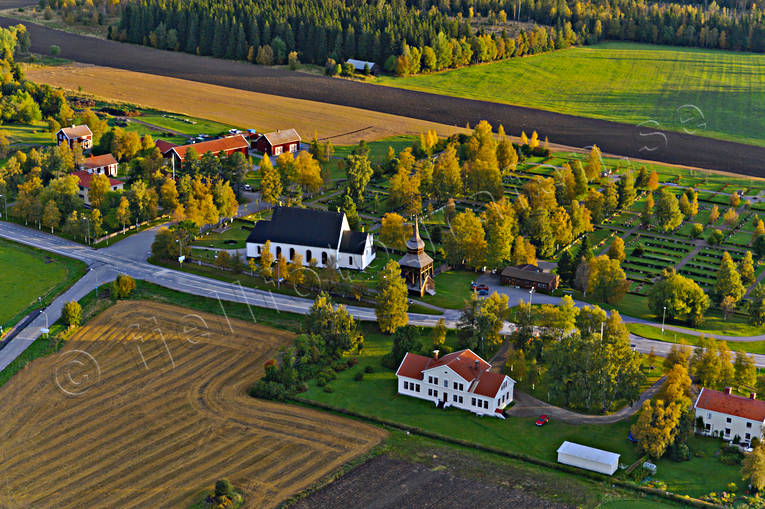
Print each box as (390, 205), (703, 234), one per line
(3, 16), (765, 176)
(0, 301), (386, 509)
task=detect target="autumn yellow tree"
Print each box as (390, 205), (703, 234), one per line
(631, 399), (683, 458)
(259, 240), (275, 279)
(379, 212), (409, 252)
(375, 259), (409, 334)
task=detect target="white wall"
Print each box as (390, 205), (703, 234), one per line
(247, 238), (375, 271)
(558, 453), (618, 476)
(696, 408), (765, 445)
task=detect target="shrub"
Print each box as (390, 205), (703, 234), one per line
(215, 479), (233, 498)
(323, 384), (333, 393)
(354, 372), (364, 381)
(331, 359), (349, 372)
(112, 273), (135, 299)
(316, 367), (337, 386)
(325, 58), (337, 75)
(62, 301), (82, 328)
(364, 365), (374, 373)
(288, 51), (299, 70)
(691, 223), (704, 239)
(50, 44), (60, 56)
(249, 380), (288, 401)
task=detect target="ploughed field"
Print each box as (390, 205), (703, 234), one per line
(0, 301), (385, 508)
(6, 17), (765, 176)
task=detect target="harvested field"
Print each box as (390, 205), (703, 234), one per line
(25, 64), (467, 145)
(5, 17), (765, 175)
(291, 455), (577, 509)
(0, 301), (385, 508)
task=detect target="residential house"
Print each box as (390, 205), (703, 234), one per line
(694, 387), (765, 446)
(154, 139), (177, 158)
(255, 129), (301, 157)
(73, 170), (123, 206)
(79, 153), (119, 177)
(57, 125), (93, 150)
(500, 264), (559, 292)
(395, 349), (515, 418)
(245, 206), (375, 270)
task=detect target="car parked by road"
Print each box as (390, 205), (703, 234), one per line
(535, 415), (549, 426)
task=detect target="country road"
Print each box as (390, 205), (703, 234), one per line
(3, 221), (765, 373)
(2, 15), (765, 176)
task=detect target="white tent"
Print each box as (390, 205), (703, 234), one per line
(556, 441), (620, 475)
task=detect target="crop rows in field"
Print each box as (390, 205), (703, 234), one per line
(0, 301), (385, 509)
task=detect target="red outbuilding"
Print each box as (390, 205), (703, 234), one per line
(255, 129), (301, 157)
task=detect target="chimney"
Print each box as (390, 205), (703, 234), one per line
(751, 392), (757, 400)
(433, 350), (439, 361)
(71, 124), (75, 129)
(724, 387), (732, 395)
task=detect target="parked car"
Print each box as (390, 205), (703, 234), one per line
(535, 415), (549, 426)
(477, 289), (489, 296)
(243, 184), (252, 192)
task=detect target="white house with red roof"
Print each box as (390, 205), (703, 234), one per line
(79, 153), (118, 177)
(395, 349), (515, 418)
(694, 387), (765, 446)
(57, 124), (93, 150)
(73, 170), (123, 206)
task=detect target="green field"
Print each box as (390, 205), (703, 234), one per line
(0, 238), (86, 328)
(377, 42), (765, 147)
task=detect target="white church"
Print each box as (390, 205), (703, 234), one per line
(245, 206), (376, 270)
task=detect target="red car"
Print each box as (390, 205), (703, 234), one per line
(535, 415), (549, 426)
(471, 282), (489, 292)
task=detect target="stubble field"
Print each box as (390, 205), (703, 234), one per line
(25, 64), (467, 145)
(0, 301), (385, 508)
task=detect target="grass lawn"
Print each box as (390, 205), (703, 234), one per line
(301, 326), (740, 498)
(628, 323), (765, 354)
(137, 112), (234, 137)
(421, 270), (476, 309)
(1, 121), (55, 147)
(0, 238), (86, 330)
(333, 135), (418, 165)
(377, 42), (765, 147)
(191, 219), (252, 249)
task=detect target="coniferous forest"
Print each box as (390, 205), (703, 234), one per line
(46, 0), (765, 74)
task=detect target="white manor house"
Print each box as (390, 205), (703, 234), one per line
(245, 206), (376, 270)
(396, 349), (515, 418)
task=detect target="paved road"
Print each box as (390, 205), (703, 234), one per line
(3, 17), (765, 175)
(0, 221), (461, 371)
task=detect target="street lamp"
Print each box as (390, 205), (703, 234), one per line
(528, 287), (535, 320)
(81, 216), (91, 245)
(662, 306), (667, 334)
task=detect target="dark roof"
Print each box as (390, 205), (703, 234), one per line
(695, 388), (765, 421)
(500, 265), (558, 284)
(339, 230), (369, 254)
(246, 207), (344, 249)
(399, 251), (434, 269)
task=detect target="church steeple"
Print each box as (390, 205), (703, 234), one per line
(406, 217), (425, 254)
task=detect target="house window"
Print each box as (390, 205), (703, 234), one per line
(727, 417), (732, 423)
(458, 396), (463, 403)
(483, 401), (488, 409)
(306, 250), (312, 262)
(348, 256), (352, 265)
(433, 390), (437, 398)
(453, 394), (457, 402)
(428, 389), (432, 396)
(289, 248), (295, 260)
(276, 246), (282, 257)
(414, 384), (419, 392)
(747, 422), (753, 428)
(428, 376), (432, 384)
(471, 397), (476, 406)
(274, 146), (282, 156)
(453, 382), (458, 390)
(705, 424), (711, 431)
(443, 380), (447, 388)
(289, 143), (298, 152)
(434, 377), (438, 385)
(257, 246), (261, 254)
(404, 381), (408, 390)
(747, 433), (752, 440)
(725, 428), (731, 435)
(322, 252), (328, 265)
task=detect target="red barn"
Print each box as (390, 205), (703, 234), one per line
(169, 135), (249, 166)
(255, 129), (301, 157)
